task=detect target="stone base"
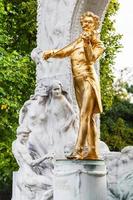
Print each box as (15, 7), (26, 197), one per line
(54, 159), (107, 200)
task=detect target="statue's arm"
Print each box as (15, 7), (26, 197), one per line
(83, 33), (104, 62)
(61, 97), (77, 131)
(15, 149), (48, 167)
(12, 142), (33, 166)
(42, 40), (76, 60)
(12, 142), (53, 167)
(64, 98), (75, 115)
(31, 153), (54, 167)
(21, 151), (53, 167)
(92, 33), (105, 60)
(84, 41), (94, 62)
(20, 149), (34, 166)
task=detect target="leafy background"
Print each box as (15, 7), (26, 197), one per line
(0, 0), (36, 198)
(0, 0), (133, 199)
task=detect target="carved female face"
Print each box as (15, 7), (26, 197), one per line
(51, 83), (62, 98)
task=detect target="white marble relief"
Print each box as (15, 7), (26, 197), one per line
(45, 80), (77, 158)
(19, 80), (77, 159)
(103, 146), (133, 200)
(12, 79), (77, 200)
(12, 127), (53, 200)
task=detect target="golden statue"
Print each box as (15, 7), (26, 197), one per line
(42, 11), (104, 160)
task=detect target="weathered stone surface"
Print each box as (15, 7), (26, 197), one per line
(103, 146), (133, 200)
(54, 160), (107, 200)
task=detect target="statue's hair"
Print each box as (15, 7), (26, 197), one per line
(80, 11), (100, 29)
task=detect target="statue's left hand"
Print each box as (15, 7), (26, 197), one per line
(81, 31), (92, 42)
(45, 152), (55, 160)
(42, 50), (53, 60)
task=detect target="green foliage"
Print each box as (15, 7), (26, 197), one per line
(0, 0), (37, 52)
(101, 95), (133, 151)
(99, 0), (133, 151)
(0, 142), (18, 190)
(0, 0), (37, 190)
(101, 66), (133, 151)
(100, 0), (123, 111)
(126, 84), (133, 94)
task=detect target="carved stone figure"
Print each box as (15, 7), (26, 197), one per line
(12, 79), (78, 199)
(46, 80), (77, 158)
(103, 146), (133, 200)
(18, 80), (77, 159)
(12, 126), (53, 200)
(19, 90), (51, 158)
(42, 11), (104, 160)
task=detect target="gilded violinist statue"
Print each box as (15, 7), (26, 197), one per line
(42, 11), (104, 160)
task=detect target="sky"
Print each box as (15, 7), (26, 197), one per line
(114, 0), (133, 84)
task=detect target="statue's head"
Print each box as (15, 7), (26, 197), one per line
(35, 82), (49, 97)
(17, 125), (30, 144)
(80, 11), (100, 31)
(51, 81), (63, 98)
(50, 80), (71, 102)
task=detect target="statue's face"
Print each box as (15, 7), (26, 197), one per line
(18, 133), (28, 144)
(52, 83), (62, 98)
(81, 16), (95, 31)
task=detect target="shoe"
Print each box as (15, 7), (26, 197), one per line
(66, 149), (83, 160)
(83, 152), (100, 160)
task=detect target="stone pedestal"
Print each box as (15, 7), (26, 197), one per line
(54, 160), (107, 200)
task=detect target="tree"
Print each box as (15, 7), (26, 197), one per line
(100, 0), (123, 111)
(101, 69), (133, 151)
(0, 0), (37, 195)
(101, 95), (133, 151)
(99, 0), (133, 151)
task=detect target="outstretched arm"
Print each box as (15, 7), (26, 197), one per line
(21, 151), (54, 167)
(42, 40), (76, 60)
(31, 153), (54, 167)
(12, 142), (54, 168)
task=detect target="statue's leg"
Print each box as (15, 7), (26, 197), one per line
(27, 174), (52, 188)
(84, 86), (100, 159)
(73, 78), (84, 109)
(68, 80), (94, 159)
(85, 114), (100, 159)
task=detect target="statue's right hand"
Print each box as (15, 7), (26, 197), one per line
(42, 50), (53, 60)
(45, 152), (55, 160)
